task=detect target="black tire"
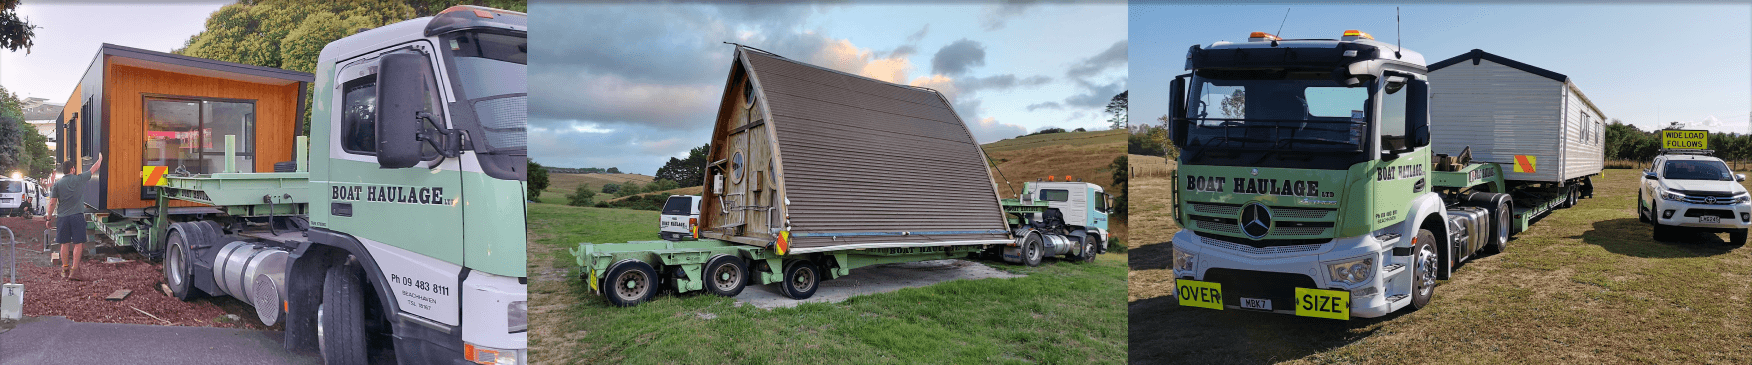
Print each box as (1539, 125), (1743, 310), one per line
(319, 262), (369, 365)
(602, 260), (658, 307)
(1467, 193), (1512, 255)
(779, 260), (819, 300)
(1078, 237), (1098, 263)
(1731, 229), (1747, 246)
(163, 224), (202, 301)
(1637, 192), (1650, 223)
(1021, 233), (1045, 267)
(1408, 229), (1438, 311)
(702, 255), (748, 297)
(1653, 224), (1676, 242)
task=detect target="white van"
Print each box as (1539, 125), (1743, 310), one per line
(0, 178), (43, 218)
(659, 195), (701, 241)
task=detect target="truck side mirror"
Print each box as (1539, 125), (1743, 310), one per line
(1644, 170), (1658, 180)
(375, 51), (431, 169)
(1169, 76), (1189, 148)
(1405, 79), (1431, 148)
(1738, 174), (1746, 182)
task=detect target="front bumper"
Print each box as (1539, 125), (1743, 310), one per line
(1170, 229), (1417, 319)
(1652, 200), (1752, 230)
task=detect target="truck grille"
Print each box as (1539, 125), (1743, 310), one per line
(1272, 227), (1330, 236)
(1683, 209), (1735, 219)
(1188, 202), (1334, 219)
(1195, 220), (1244, 235)
(1201, 268), (1321, 312)
(1199, 234), (1326, 255)
(1681, 196), (1740, 205)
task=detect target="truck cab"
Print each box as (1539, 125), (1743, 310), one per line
(1639, 151), (1751, 244)
(1020, 181), (1112, 241)
(659, 194), (701, 241)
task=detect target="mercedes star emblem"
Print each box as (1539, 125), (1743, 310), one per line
(1240, 202), (1272, 239)
(1251, 168), (1259, 176)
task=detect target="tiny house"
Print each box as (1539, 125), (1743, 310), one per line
(57, 44), (313, 216)
(1427, 49), (1606, 183)
(699, 46), (1011, 253)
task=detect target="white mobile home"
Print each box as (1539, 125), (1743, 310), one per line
(1427, 49), (1606, 183)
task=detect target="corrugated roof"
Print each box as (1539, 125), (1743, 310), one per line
(735, 47), (1011, 251)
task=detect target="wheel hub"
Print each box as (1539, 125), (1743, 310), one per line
(615, 271), (647, 299)
(1415, 245), (1437, 295)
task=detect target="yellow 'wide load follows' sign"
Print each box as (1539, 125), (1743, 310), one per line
(1663, 130), (1708, 149)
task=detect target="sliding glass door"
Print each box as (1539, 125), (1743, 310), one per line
(143, 97), (255, 175)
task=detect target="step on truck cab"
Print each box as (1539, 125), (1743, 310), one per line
(1638, 143), (1751, 244)
(99, 6), (528, 364)
(1164, 30), (1590, 320)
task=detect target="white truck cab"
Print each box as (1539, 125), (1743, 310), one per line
(1639, 151), (1751, 244)
(659, 195), (701, 241)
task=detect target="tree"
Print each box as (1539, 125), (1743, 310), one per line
(606, 167), (621, 174)
(566, 184), (595, 206)
(174, 0), (528, 134)
(653, 143), (708, 187)
(1073, 127), (1086, 132)
(526, 159), (549, 199)
(0, 0), (38, 53)
(1105, 91), (1127, 129)
(601, 183), (620, 194)
(1109, 155), (1127, 217)
(616, 183), (643, 197)
(0, 87), (45, 177)
(644, 179), (679, 193)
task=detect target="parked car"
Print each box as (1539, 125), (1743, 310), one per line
(0, 178), (44, 218)
(1638, 151), (1751, 244)
(659, 195), (701, 241)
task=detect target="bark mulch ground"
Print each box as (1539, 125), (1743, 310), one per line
(0, 216), (267, 329)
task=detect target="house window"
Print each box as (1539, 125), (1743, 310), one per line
(143, 97), (255, 174)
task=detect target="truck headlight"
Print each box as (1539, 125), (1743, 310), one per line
(1326, 255), (1375, 286)
(1733, 194), (1750, 204)
(1661, 190), (1686, 201)
(1172, 247), (1196, 273)
(508, 300), (528, 333)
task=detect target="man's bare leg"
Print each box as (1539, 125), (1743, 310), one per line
(57, 243), (69, 279)
(69, 243), (85, 280)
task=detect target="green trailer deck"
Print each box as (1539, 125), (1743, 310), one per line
(572, 239), (983, 297)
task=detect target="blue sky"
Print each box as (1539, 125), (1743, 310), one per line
(529, 2), (1126, 175)
(1132, 4), (1750, 134)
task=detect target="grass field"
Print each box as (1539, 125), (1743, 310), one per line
(527, 204), (1129, 364)
(985, 129), (1125, 199)
(1128, 168), (1752, 363)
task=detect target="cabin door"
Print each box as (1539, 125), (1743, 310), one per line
(721, 81), (773, 238)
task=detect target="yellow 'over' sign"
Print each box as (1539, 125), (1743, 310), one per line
(1662, 130), (1708, 149)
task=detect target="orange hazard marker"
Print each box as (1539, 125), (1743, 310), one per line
(140, 166), (168, 186)
(1513, 155), (1537, 173)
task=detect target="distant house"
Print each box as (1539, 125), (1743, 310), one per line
(21, 97), (60, 149)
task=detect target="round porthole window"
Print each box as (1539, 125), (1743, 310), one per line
(731, 151), (745, 183)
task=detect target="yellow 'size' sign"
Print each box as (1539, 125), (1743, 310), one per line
(1662, 130), (1708, 150)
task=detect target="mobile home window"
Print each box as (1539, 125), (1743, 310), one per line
(143, 97), (256, 174)
(1040, 189), (1070, 202)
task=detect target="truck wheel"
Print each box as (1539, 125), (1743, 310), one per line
(1078, 238), (1098, 263)
(163, 225), (203, 301)
(703, 255), (748, 297)
(1409, 229), (1438, 311)
(1637, 192), (1650, 223)
(1731, 229), (1747, 246)
(779, 260), (819, 300)
(603, 260), (658, 307)
(1469, 193), (1512, 255)
(1021, 233), (1045, 267)
(319, 262), (369, 365)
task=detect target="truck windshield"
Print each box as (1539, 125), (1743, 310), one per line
(442, 30), (526, 155)
(0, 181), (20, 193)
(1663, 160), (1735, 181)
(1185, 75), (1367, 152)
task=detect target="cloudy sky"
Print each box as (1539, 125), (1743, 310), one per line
(530, 2), (1126, 175)
(1, 2), (227, 103)
(1132, 4), (1750, 134)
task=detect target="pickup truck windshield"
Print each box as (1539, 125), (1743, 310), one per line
(1662, 160), (1735, 181)
(1185, 75), (1367, 152)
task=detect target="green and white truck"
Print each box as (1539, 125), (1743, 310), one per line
(86, 6), (528, 364)
(1165, 30), (1597, 320)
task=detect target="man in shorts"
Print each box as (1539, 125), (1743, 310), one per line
(46, 153), (101, 280)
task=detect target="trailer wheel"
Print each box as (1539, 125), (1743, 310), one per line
(319, 262), (369, 365)
(1409, 229), (1438, 311)
(163, 225), (203, 301)
(703, 255), (748, 297)
(779, 260), (819, 300)
(603, 260), (658, 307)
(1021, 233), (1045, 267)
